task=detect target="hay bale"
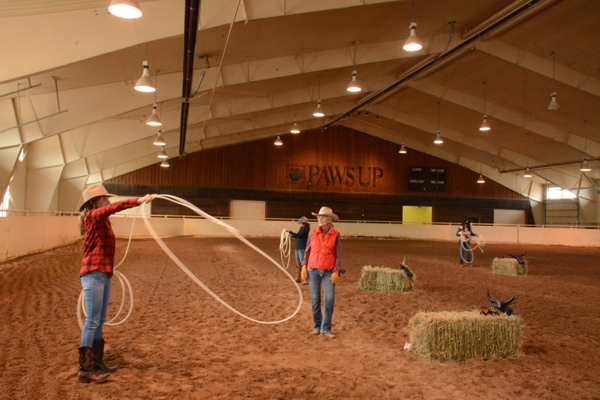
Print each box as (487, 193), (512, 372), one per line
(492, 258), (528, 276)
(359, 266), (415, 292)
(407, 311), (522, 362)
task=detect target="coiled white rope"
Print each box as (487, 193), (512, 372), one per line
(78, 195), (303, 328)
(460, 234), (486, 263)
(279, 228), (291, 270)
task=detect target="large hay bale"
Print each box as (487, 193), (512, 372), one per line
(407, 311), (522, 362)
(492, 258), (528, 276)
(359, 266), (415, 292)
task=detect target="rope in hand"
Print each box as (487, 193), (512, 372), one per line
(279, 228), (292, 270)
(78, 194), (303, 328)
(460, 234), (486, 263)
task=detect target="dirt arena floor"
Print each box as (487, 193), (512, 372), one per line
(1, 236), (599, 399)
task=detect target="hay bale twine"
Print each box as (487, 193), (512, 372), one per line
(407, 311), (522, 362)
(492, 258), (528, 276)
(359, 266), (415, 292)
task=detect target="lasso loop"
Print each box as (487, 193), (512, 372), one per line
(279, 228), (292, 270)
(78, 195), (303, 329)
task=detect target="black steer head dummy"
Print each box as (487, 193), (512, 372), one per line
(399, 255), (414, 278)
(509, 251), (527, 265)
(482, 289), (515, 316)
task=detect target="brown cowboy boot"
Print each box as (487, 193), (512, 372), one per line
(92, 339), (119, 373)
(78, 347), (111, 383)
(295, 266), (302, 283)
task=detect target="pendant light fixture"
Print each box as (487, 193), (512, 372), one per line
(479, 81), (491, 131)
(347, 42), (362, 92)
(548, 52), (561, 111)
(274, 136), (283, 146)
(153, 129), (165, 146)
(157, 146), (168, 158)
(399, 142), (407, 154)
(290, 119), (300, 134)
(523, 132), (532, 178)
(477, 174), (485, 184)
(109, 0), (142, 19)
(434, 101), (443, 144)
(146, 71), (162, 126)
(160, 159), (170, 168)
(135, 46), (155, 93)
(313, 79), (324, 117)
(580, 120), (591, 172)
(403, 0), (422, 52)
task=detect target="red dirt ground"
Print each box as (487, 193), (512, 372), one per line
(0, 237), (599, 399)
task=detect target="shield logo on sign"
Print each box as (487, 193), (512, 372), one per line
(287, 165), (305, 183)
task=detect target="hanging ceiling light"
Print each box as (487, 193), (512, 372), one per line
(523, 167), (533, 178)
(153, 129), (165, 146)
(347, 71), (361, 92)
(399, 142), (407, 154)
(146, 103), (161, 126)
(108, 0), (142, 19)
(581, 120), (591, 172)
(403, 1), (422, 52)
(580, 159), (591, 172)
(160, 159), (170, 168)
(157, 146), (168, 158)
(434, 131), (443, 144)
(313, 79), (324, 117)
(479, 81), (490, 131)
(274, 136), (283, 146)
(477, 174), (485, 184)
(548, 52), (560, 111)
(146, 70), (162, 126)
(313, 100), (324, 117)
(134, 61), (155, 93)
(290, 119), (300, 134)
(434, 102), (443, 144)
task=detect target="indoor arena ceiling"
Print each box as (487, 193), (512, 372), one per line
(0, 0), (599, 211)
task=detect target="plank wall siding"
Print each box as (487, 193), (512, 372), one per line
(107, 127), (531, 223)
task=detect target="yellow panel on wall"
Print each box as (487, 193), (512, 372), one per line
(403, 206), (432, 224)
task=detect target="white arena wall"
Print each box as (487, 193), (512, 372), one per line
(2, 215), (600, 263)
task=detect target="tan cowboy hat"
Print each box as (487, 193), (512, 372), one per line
(297, 216), (308, 224)
(311, 206), (339, 222)
(79, 184), (115, 211)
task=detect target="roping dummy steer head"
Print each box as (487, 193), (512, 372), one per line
(484, 289), (515, 316)
(400, 255), (413, 278)
(509, 251), (527, 265)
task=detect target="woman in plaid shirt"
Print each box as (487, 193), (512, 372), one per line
(76, 184), (155, 383)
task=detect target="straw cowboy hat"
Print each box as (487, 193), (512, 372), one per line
(79, 184), (115, 211)
(297, 216), (309, 224)
(311, 206), (339, 222)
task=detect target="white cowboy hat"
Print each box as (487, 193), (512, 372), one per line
(79, 184), (115, 211)
(311, 206), (339, 222)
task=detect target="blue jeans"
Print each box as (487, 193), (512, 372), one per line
(308, 268), (335, 333)
(459, 242), (472, 264)
(80, 270), (112, 348)
(295, 248), (305, 267)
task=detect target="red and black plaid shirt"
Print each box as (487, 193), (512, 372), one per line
(80, 198), (139, 278)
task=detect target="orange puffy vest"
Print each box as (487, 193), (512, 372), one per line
(307, 225), (339, 270)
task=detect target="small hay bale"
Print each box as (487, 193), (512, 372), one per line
(359, 266), (415, 292)
(407, 311), (522, 362)
(492, 258), (528, 276)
